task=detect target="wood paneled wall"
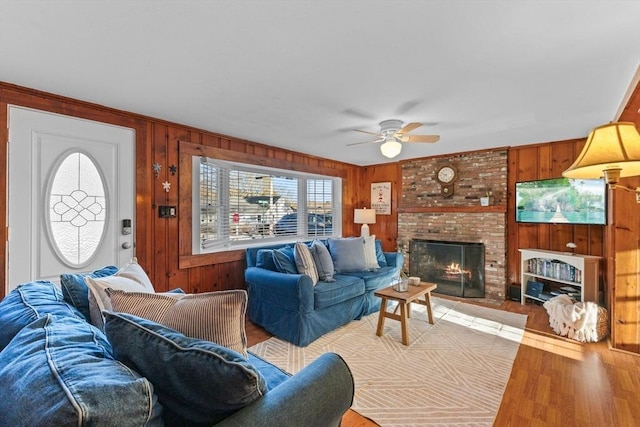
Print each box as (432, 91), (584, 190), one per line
(608, 76), (640, 353)
(506, 138), (606, 292)
(358, 163), (401, 252)
(0, 82), (359, 298)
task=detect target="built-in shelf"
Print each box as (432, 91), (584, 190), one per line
(519, 248), (601, 305)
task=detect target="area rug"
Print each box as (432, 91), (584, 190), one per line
(248, 297), (527, 427)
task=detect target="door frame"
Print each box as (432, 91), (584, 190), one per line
(0, 83), (152, 299)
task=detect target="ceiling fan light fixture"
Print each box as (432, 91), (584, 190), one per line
(380, 137), (402, 158)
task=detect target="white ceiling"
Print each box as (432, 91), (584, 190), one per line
(1, 1), (639, 166)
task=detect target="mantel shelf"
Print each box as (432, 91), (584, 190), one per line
(398, 205), (507, 214)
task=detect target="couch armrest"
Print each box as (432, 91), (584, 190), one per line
(384, 252), (404, 270)
(216, 353), (354, 427)
(245, 267), (315, 313)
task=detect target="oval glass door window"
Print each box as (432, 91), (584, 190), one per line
(47, 152), (107, 267)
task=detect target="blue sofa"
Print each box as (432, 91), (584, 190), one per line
(0, 281), (354, 426)
(245, 240), (403, 347)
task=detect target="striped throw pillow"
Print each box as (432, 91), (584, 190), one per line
(108, 289), (248, 356)
(294, 242), (319, 285)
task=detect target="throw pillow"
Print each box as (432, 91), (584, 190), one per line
(327, 237), (367, 273)
(0, 314), (163, 426)
(85, 258), (156, 330)
(294, 242), (319, 285)
(272, 246), (297, 274)
(375, 239), (388, 267)
(256, 249), (277, 271)
(0, 281), (84, 351)
(363, 235), (380, 270)
(108, 289), (248, 356)
(310, 240), (335, 282)
(60, 265), (119, 320)
(104, 311), (267, 426)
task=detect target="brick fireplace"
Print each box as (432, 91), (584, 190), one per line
(398, 149), (508, 303)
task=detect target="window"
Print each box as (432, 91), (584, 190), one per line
(47, 151), (107, 267)
(193, 157), (341, 253)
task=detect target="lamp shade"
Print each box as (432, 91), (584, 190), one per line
(354, 208), (376, 224)
(380, 138), (402, 158)
(563, 122), (640, 183)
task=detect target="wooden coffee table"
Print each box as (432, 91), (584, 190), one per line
(374, 282), (437, 345)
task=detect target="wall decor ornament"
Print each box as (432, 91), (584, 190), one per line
(169, 165), (177, 175)
(152, 162), (161, 178)
(371, 182), (391, 215)
(162, 181), (171, 192)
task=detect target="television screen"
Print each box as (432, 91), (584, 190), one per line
(515, 178), (606, 225)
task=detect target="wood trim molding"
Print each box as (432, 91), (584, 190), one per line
(397, 205), (507, 214)
(179, 140), (347, 178)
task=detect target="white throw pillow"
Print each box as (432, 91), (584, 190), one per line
(363, 235), (380, 270)
(85, 258), (155, 329)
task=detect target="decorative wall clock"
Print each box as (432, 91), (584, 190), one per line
(435, 165), (458, 198)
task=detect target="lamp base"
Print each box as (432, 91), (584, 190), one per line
(360, 223), (370, 237)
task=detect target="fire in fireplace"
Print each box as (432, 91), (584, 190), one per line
(409, 239), (485, 298)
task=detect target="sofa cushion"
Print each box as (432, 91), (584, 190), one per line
(375, 240), (388, 267)
(60, 265), (119, 320)
(0, 314), (163, 426)
(272, 246), (297, 274)
(310, 240), (335, 282)
(363, 235), (380, 270)
(0, 281), (83, 351)
(314, 275), (365, 309)
(104, 311), (266, 426)
(328, 237), (367, 273)
(256, 249), (278, 271)
(340, 266), (399, 291)
(108, 289), (248, 356)
(85, 259), (156, 330)
(294, 242), (319, 285)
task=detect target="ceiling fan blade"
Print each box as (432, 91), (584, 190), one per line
(398, 122), (423, 134)
(346, 138), (384, 147)
(404, 134), (440, 143)
(352, 129), (381, 136)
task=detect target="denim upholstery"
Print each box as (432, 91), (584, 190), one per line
(272, 246), (297, 274)
(256, 249), (278, 271)
(0, 314), (163, 427)
(104, 311), (267, 425)
(60, 265), (119, 320)
(217, 353), (354, 427)
(0, 280), (355, 426)
(245, 240), (403, 346)
(0, 280), (84, 351)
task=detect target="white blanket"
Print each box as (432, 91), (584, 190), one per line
(543, 294), (604, 342)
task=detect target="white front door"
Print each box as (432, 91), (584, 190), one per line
(7, 106), (135, 292)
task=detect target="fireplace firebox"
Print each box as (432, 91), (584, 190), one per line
(409, 239), (485, 298)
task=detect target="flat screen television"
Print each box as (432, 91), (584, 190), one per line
(515, 178), (607, 225)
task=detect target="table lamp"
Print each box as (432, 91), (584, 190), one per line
(354, 208), (376, 237)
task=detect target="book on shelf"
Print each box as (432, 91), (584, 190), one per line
(525, 280), (544, 298)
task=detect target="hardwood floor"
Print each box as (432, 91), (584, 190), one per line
(246, 299), (640, 426)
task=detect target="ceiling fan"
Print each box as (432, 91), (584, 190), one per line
(347, 119), (440, 158)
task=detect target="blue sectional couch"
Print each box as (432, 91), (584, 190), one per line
(245, 239), (403, 347)
(0, 280), (354, 426)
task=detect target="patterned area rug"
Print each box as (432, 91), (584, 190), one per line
(248, 297), (527, 427)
